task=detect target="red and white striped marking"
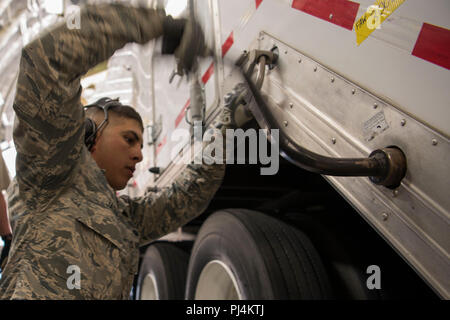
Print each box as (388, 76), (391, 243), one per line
(412, 23), (450, 70)
(174, 99), (191, 128)
(291, 0), (360, 31)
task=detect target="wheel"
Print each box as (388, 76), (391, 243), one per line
(136, 242), (189, 300)
(185, 209), (332, 299)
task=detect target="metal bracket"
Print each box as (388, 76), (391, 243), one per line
(237, 48), (279, 90)
(146, 115), (162, 146)
(185, 75), (206, 127)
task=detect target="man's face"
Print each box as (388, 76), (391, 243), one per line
(90, 116), (143, 190)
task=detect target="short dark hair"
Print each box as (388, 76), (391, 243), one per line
(85, 98), (144, 132)
(108, 104), (144, 132)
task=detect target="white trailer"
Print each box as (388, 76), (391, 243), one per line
(128, 0), (449, 300)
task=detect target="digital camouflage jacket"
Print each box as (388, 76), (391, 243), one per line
(0, 4), (225, 299)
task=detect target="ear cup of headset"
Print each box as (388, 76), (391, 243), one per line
(84, 118), (97, 151)
(84, 97), (122, 151)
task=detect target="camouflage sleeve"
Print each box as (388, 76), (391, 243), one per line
(13, 4), (165, 205)
(0, 153), (10, 191)
(123, 162), (225, 245)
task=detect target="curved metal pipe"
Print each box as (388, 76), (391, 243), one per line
(240, 65), (407, 188)
(255, 56), (266, 90)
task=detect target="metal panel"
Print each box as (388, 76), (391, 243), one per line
(253, 32), (449, 298)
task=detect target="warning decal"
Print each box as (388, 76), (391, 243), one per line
(354, 0), (405, 45)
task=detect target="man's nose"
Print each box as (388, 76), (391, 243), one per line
(131, 146), (143, 163)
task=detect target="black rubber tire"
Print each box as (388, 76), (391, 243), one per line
(185, 209), (333, 299)
(136, 242), (189, 300)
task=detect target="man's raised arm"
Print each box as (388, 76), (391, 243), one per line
(13, 4), (165, 204)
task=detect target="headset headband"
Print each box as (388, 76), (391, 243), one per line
(84, 97), (123, 150)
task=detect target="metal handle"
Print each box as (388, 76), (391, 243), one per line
(240, 52), (407, 189)
(255, 55), (267, 89)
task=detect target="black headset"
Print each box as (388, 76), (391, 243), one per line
(84, 97), (123, 151)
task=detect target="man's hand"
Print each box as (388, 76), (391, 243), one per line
(163, 15), (208, 75)
(162, 16), (186, 55)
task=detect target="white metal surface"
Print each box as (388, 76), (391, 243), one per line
(252, 32), (450, 298)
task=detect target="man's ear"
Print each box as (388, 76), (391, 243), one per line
(90, 143), (97, 153)
(90, 124), (108, 153)
(89, 133), (100, 153)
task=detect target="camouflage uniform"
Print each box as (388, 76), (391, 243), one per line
(0, 4), (225, 299)
(0, 153), (10, 191)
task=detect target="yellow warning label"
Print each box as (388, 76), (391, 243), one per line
(354, 0), (406, 45)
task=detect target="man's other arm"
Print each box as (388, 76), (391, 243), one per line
(124, 162), (225, 245)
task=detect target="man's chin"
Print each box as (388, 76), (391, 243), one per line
(110, 179), (129, 191)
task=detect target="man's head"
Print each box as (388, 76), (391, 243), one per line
(85, 98), (144, 190)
